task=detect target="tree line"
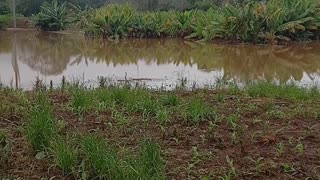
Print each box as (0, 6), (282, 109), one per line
(0, 0), (258, 16)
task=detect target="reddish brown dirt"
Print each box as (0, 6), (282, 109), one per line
(1, 90), (320, 179)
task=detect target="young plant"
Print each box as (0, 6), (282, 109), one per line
(220, 156), (237, 179)
(112, 109), (130, 126)
(245, 156), (265, 173)
(135, 139), (165, 180)
(81, 134), (123, 179)
(161, 94), (179, 106)
(0, 130), (10, 165)
(295, 142), (304, 154)
(266, 109), (284, 120)
(50, 136), (79, 174)
(276, 143), (285, 157)
(69, 89), (94, 117)
(183, 98), (213, 123)
(156, 109), (171, 124)
(25, 93), (57, 152)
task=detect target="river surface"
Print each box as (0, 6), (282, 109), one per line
(1, 30), (320, 89)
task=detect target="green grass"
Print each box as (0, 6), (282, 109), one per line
(2, 80), (320, 179)
(80, 134), (165, 179)
(95, 88), (114, 110)
(183, 98), (214, 123)
(156, 109), (171, 124)
(110, 87), (131, 105)
(131, 96), (160, 119)
(124, 89), (161, 119)
(0, 14), (10, 29)
(81, 134), (124, 179)
(69, 89), (95, 117)
(134, 139), (165, 180)
(0, 89), (29, 120)
(246, 82), (320, 100)
(50, 135), (79, 174)
(0, 129), (10, 164)
(25, 93), (57, 152)
(161, 94), (180, 106)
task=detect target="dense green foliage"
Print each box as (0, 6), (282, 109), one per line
(0, 0), (232, 16)
(33, 0), (74, 31)
(2, 0), (320, 42)
(84, 0), (320, 42)
(0, 14), (10, 29)
(0, 0), (105, 16)
(0, 0), (11, 15)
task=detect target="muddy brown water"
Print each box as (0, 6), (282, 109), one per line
(1, 30), (320, 89)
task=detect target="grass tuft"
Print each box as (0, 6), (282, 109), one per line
(81, 134), (123, 179)
(0, 129), (10, 165)
(50, 135), (79, 174)
(69, 89), (94, 117)
(25, 93), (57, 152)
(183, 98), (213, 123)
(134, 139), (165, 180)
(161, 94), (180, 106)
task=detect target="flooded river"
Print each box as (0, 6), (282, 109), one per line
(1, 30), (320, 89)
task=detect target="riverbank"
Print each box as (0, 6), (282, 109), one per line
(1, 82), (320, 179)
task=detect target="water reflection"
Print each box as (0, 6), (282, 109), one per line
(0, 31), (320, 88)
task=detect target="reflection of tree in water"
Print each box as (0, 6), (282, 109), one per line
(83, 40), (320, 83)
(14, 32), (79, 75)
(0, 31), (12, 54)
(2, 31), (320, 83)
(218, 44), (320, 83)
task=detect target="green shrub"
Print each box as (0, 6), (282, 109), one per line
(34, 0), (72, 31)
(0, 14), (10, 29)
(87, 4), (138, 39)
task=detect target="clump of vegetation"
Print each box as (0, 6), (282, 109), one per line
(183, 98), (213, 123)
(0, 14), (10, 29)
(0, 130), (10, 165)
(50, 135), (79, 174)
(161, 94), (180, 106)
(33, 0), (73, 31)
(69, 88), (95, 117)
(134, 139), (165, 179)
(82, 0), (320, 42)
(246, 82), (320, 100)
(25, 93), (57, 152)
(80, 135), (165, 179)
(81, 134), (123, 179)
